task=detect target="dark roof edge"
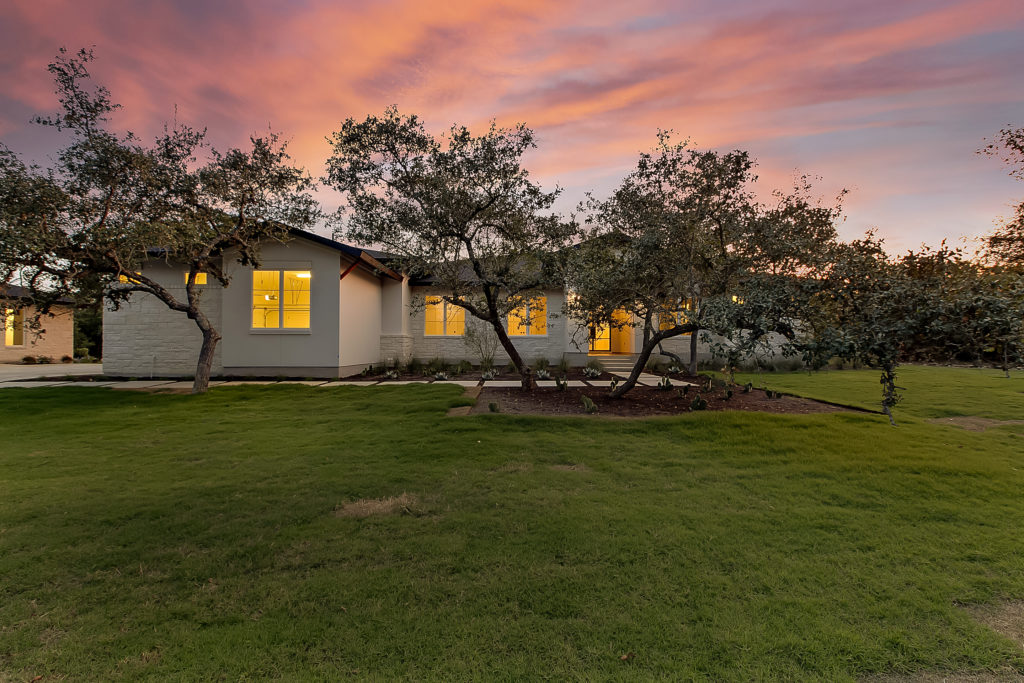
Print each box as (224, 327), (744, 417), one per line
(288, 228), (402, 281)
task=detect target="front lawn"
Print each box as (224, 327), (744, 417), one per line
(1, 367), (1023, 680)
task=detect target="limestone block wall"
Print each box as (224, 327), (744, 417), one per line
(102, 265), (223, 377)
(0, 305), (74, 363)
(408, 288), (569, 366)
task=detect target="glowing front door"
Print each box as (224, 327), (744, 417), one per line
(588, 309), (631, 353)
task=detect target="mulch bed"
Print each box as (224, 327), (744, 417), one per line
(471, 384), (852, 418)
(345, 367), (614, 382)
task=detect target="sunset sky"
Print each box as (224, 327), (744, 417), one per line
(2, 0), (1023, 252)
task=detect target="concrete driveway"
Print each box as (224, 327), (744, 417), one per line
(0, 363), (103, 381)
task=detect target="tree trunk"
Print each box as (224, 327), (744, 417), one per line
(192, 326), (222, 394)
(688, 329), (699, 376)
(490, 319), (534, 390)
(610, 336), (660, 398)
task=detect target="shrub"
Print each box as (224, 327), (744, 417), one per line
(534, 357), (550, 371)
(505, 361), (518, 374)
(481, 369), (497, 381)
(536, 368), (552, 380)
(407, 358), (423, 375)
(488, 401), (500, 413)
(690, 395), (708, 411)
(678, 385), (690, 397)
(743, 382), (753, 393)
(609, 377), (619, 391)
(462, 325), (500, 370)
(426, 357), (446, 374)
(383, 369), (400, 380)
(433, 371), (450, 381)
(557, 356), (570, 374)
(36, 356), (53, 364)
(583, 366), (602, 379)
(657, 376), (673, 390)
(555, 376), (568, 391)
(75, 347), (90, 359)
(22, 355), (36, 365)
(580, 395), (597, 414)
(644, 358), (665, 374)
(725, 389), (733, 401)
(667, 363), (683, 374)
(585, 358), (605, 372)
(61, 355), (73, 364)
(454, 360), (473, 376)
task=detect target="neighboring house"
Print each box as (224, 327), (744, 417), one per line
(102, 229), (726, 378)
(1, 285), (75, 363)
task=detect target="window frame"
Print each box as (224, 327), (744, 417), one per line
(250, 267), (312, 334)
(507, 296), (548, 337)
(424, 296), (465, 337)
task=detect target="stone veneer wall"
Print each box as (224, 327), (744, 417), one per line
(0, 305), (74, 363)
(408, 289), (569, 366)
(379, 334), (413, 365)
(103, 280), (223, 378)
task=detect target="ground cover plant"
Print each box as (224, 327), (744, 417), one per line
(1, 367), (1024, 679)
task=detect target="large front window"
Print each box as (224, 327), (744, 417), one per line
(252, 270), (311, 329)
(508, 297), (547, 336)
(424, 296), (465, 336)
(3, 308), (24, 346)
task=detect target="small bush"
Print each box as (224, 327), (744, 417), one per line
(36, 356), (53, 364)
(534, 357), (550, 371)
(433, 371), (450, 381)
(644, 358), (665, 374)
(657, 376), (673, 391)
(583, 367), (602, 379)
(75, 347), (90, 359)
(678, 385), (690, 397)
(724, 389), (733, 401)
(743, 382), (753, 393)
(555, 376), (568, 391)
(690, 395), (708, 411)
(609, 377), (619, 391)
(407, 358), (423, 375)
(383, 369), (400, 380)
(426, 357), (446, 374)
(22, 355), (36, 365)
(580, 395), (597, 414)
(454, 360), (473, 376)
(481, 369), (497, 381)
(488, 402), (500, 413)
(61, 355), (73, 364)
(667, 364), (683, 374)
(505, 361), (518, 374)
(557, 356), (570, 374)
(536, 368), (552, 380)
(585, 358), (605, 373)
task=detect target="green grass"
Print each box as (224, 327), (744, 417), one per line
(1, 368), (1023, 680)
(735, 364), (1024, 419)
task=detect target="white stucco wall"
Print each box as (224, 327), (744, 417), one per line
(339, 265), (383, 371)
(219, 240), (342, 374)
(102, 262), (224, 377)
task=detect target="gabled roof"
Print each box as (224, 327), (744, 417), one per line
(289, 228), (402, 281)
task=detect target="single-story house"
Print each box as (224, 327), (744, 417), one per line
(102, 230), (727, 378)
(1, 285), (75, 363)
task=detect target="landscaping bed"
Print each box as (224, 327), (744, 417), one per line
(472, 382), (851, 417)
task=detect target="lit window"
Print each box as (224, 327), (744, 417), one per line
(659, 299), (692, 332)
(185, 272), (208, 285)
(732, 295), (745, 304)
(117, 273), (142, 284)
(424, 296), (465, 336)
(252, 270), (311, 329)
(508, 297), (547, 336)
(3, 308), (24, 346)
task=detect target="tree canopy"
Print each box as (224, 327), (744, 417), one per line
(0, 48), (318, 393)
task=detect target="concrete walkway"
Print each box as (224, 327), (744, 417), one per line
(0, 363), (103, 382)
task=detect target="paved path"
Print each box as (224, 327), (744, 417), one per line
(0, 363), (102, 381)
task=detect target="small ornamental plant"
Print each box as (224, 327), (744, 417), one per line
(581, 395), (598, 414)
(667, 364), (683, 374)
(383, 369), (400, 380)
(536, 368), (552, 380)
(583, 366), (602, 379)
(555, 376), (568, 391)
(679, 385), (690, 397)
(690, 395), (708, 411)
(743, 382), (753, 393)
(488, 402), (500, 413)
(609, 377), (619, 391)
(657, 376), (673, 391)
(481, 369), (497, 381)
(433, 371), (450, 381)
(724, 389), (733, 401)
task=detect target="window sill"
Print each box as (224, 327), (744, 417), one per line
(249, 328), (312, 335)
(424, 334), (464, 338)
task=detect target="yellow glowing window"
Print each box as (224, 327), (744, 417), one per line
(4, 308), (25, 346)
(659, 299), (693, 332)
(732, 295), (745, 304)
(424, 296), (465, 336)
(185, 272), (208, 285)
(252, 269), (311, 329)
(508, 296), (547, 336)
(117, 273), (142, 284)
